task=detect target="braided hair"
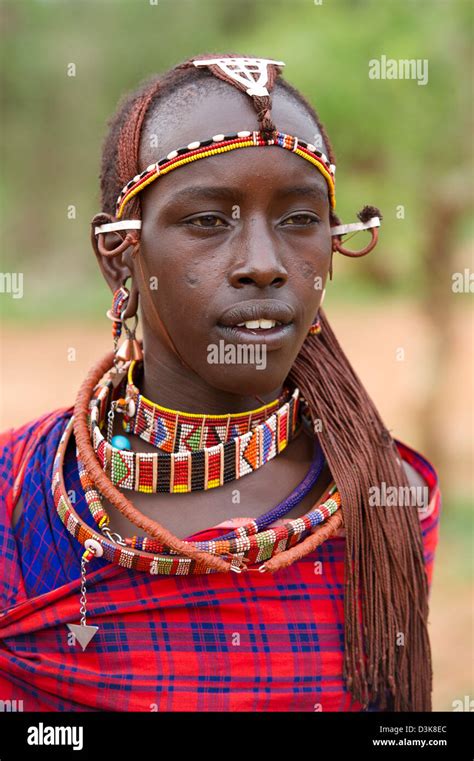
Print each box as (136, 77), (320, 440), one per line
(95, 53), (432, 712)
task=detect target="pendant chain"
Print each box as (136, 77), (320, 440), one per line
(79, 556), (89, 627)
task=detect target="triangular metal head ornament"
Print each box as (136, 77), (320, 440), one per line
(193, 57), (285, 96)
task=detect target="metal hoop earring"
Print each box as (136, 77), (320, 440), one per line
(332, 226), (379, 257)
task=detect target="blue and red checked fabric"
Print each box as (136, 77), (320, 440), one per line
(0, 408), (441, 712)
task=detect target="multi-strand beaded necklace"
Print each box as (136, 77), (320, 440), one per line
(52, 356), (341, 580)
(53, 382), (341, 651)
(53, 412), (340, 577)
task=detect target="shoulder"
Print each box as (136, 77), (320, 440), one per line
(0, 406), (73, 525)
(0, 406), (73, 450)
(395, 439), (442, 589)
(395, 439), (440, 520)
(402, 459), (427, 489)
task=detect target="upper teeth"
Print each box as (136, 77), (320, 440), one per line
(236, 319), (280, 329)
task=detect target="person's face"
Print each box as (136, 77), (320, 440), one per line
(136, 85), (332, 396)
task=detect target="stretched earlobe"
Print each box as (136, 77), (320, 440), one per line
(121, 276), (139, 320)
(91, 213), (141, 259)
(91, 212), (141, 298)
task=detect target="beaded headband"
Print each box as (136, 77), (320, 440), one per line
(114, 129), (336, 220)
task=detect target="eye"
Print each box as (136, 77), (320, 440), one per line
(185, 214), (228, 228)
(281, 213), (320, 226)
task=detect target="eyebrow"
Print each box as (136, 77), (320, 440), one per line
(161, 183), (328, 209)
(277, 184), (328, 202)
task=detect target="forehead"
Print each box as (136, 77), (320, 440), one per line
(138, 80), (324, 170)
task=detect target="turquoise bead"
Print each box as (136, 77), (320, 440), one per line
(111, 434), (132, 451)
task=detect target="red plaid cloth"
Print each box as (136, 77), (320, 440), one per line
(0, 409), (441, 712)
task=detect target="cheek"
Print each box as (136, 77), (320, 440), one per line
(292, 254), (330, 315)
(152, 255), (220, 329)
(299, 260), (320, 282)
(294, 228), (331, 276)
(180, 255), (224, 289)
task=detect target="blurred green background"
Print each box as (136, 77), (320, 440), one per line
(0, 0), (472, 710)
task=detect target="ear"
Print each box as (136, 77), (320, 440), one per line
(90, 212), (140, 319)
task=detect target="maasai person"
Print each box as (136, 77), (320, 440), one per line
(0, 54), (440, 713)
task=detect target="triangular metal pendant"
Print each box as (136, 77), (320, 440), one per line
(67, 623), (99, 651)
(193, 57), (285, 96)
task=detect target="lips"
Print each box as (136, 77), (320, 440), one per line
(218, 300), (295, 329)
(216, 300), (296, 351)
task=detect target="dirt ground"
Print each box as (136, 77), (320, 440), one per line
(1, 307), (472, 711)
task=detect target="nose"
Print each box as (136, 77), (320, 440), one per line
(228, 215), (288, 290)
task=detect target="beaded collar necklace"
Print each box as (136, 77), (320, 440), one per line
(119, 359), (291, 453)
(89, 373), (301, 494)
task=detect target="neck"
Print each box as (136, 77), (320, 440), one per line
(138, 343), (284, 416)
